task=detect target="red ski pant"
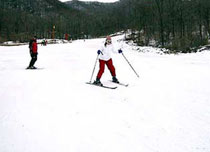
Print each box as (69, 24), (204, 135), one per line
(97, 59), (116, 79)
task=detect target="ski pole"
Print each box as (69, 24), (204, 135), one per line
(121, 52), (139, 78)
(89, 54), (99, 83)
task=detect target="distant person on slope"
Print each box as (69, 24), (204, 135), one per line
(93, 36), (123, 85)
(27, 36), (38, 69)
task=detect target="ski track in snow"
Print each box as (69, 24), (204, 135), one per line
(0, 36), (210, 152)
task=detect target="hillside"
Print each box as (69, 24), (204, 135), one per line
(1, 0), (210, 52)
(0, 0), (83, 42)
(65, 0), (117, 14)
(1, 0), (70, 14)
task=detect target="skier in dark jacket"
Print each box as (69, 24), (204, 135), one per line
(27, 36), (38, 69)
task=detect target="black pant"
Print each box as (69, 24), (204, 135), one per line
(29, 53), (37, 67)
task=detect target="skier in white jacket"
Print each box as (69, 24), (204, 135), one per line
(94, 36), (123, 85)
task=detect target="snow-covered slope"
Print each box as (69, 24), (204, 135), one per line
(0, 36), (210, 152)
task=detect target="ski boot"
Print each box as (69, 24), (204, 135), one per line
(93, 78), (103, 86)
(112, 76), (119, 83)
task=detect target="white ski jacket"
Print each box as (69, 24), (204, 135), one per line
(99, 43), (117, 61)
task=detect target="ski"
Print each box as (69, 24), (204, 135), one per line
(26, 66), (44, 70)
(86, 82), (117, 89)
(109, 80), (129, 87)
(26, 68), (44, 70)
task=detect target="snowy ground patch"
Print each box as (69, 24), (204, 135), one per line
(0, 37), (210, 152)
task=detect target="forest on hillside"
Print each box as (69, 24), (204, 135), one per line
(1, 0), (210, 52)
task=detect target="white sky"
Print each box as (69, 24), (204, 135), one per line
(59, 0), (119, 3)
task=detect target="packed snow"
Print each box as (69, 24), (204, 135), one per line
(0, 35), (210, 152)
